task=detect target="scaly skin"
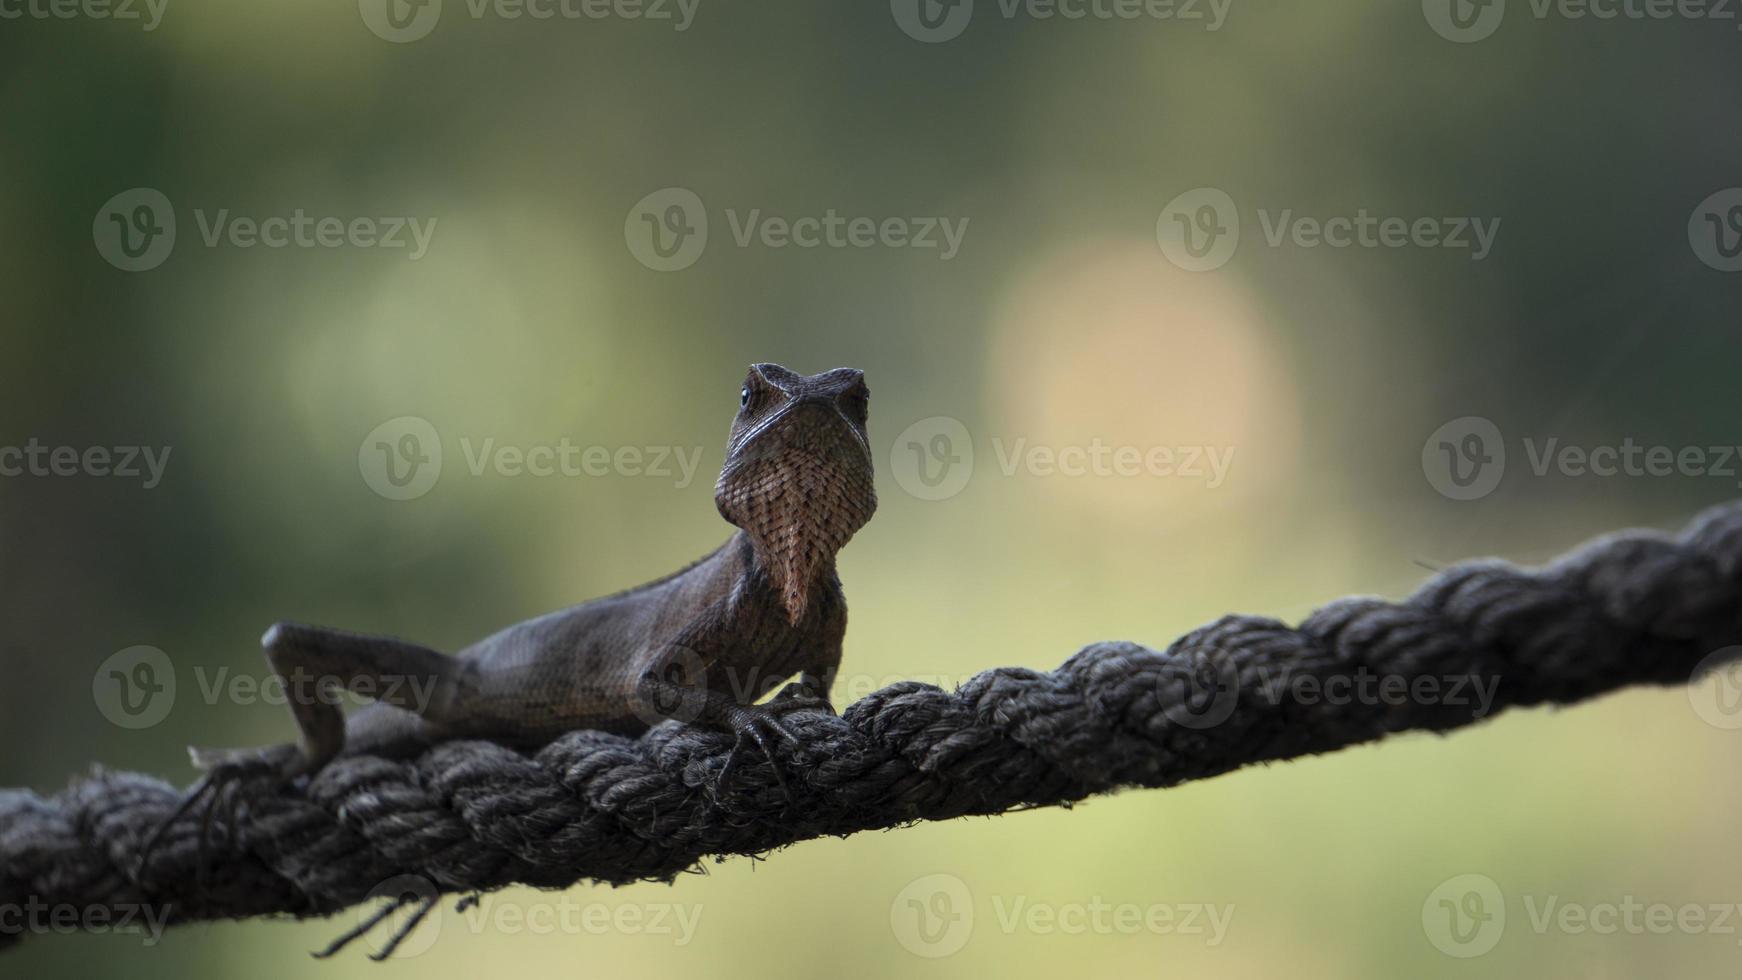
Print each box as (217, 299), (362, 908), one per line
(159, 363), (876, 828)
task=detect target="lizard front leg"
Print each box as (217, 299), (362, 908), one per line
(766, 664), (840, 715)
(767, 608), (847, 714)
(634, 660), (807, 797)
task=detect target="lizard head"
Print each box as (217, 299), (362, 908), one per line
(715, 363), (877, 623)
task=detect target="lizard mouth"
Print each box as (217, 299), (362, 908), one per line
(725, 401), (873, 469)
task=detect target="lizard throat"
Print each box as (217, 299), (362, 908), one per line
(718, 446), (875, 624)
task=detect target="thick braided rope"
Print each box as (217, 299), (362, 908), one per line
(4, 500), (1742, 947)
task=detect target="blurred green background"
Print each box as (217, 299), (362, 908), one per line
(5, 0), (1742, 976)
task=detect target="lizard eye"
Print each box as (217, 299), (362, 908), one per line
(740, 386), (750, 408)
(838, 385), (869, 425)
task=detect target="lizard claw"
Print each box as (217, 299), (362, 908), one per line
(716, 706), (801, 799)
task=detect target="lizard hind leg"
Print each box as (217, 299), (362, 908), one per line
(138, 623), (467, 891)
(134, 742), (304, 890)
(256, 620), (467, 770)
(312, 888), (440, 961)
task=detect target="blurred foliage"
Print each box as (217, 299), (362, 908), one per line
(3, 1), (1742, 977)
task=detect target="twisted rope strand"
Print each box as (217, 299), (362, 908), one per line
(4, 500), (1742, 951)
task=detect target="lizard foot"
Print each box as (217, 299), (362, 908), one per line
(134, 742), (306, 889)
(716, 705), (802, 799)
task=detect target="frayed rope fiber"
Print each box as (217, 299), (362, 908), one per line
(5, 500), (1742, 950)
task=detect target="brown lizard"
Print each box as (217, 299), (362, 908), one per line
(153, 363), (876, 841)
